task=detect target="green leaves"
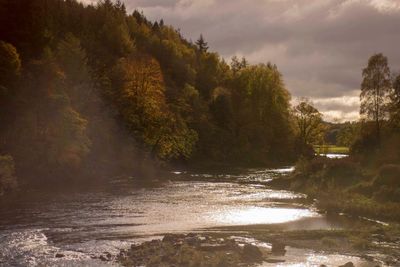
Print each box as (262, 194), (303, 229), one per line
(360, 53), (392, 143)
(293, 100), (325, 150)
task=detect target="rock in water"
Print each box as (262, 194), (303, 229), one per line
(99, 255), (108, 261)
(55, 253), (64, 258)
(339, 262), (355, 267)
(271, 241), (286, 255)
(242, 244), (263, 262)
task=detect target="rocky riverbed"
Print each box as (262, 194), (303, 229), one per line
(118, 233), (290, 266)
(117, 233), (377, 267)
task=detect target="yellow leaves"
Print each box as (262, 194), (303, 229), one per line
(211, 87), (231, 101)
(114, 54), (166, 120)
(0, 41), (21, 94)
(111, 54), (197, 159)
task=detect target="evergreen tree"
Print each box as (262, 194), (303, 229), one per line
(195, 34), (208, 53)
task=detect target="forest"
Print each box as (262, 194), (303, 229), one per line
(0, 0), (314, 192)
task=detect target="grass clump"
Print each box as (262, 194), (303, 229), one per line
(321, 237), (338, 248)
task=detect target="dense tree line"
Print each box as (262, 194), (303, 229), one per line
(0, 0), (306, 190)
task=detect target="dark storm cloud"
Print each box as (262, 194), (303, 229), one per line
(81, 0), (400, 121)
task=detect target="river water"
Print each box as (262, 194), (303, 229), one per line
(0, 160), (379, 266)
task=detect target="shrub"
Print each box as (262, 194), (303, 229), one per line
(324, 158), (361, 187)
(373, 164), (400, 187)
(373, 185), (400, 202)
(347, 182), (374, 197)
(321, 237), (338, 248)
(350, 236), (369, 250)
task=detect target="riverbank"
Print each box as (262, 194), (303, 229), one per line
(262, 155), (400, 265)
(268, 156), (400, 222)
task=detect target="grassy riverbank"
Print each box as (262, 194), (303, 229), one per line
(269, 156), (400, 222)
(258, 156), (400, 265)
(313, 145), (349, 155)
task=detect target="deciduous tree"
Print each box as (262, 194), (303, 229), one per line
(293, 99), (324, 147)
(360, 53), (391, 143)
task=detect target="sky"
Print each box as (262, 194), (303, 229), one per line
(82, 0), (400, 122)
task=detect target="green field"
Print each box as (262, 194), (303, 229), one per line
(314, 145), (349, 155)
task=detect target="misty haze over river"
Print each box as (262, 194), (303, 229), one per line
(0, 159), (381, 266)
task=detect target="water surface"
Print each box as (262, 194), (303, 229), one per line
(0, 167), (376, 266)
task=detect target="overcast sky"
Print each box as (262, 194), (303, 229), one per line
(83, 0), (400, 122)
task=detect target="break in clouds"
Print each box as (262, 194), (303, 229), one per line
(83, 0), (400, 121)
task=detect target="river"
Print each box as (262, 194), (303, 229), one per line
(0, 160), (379, 266)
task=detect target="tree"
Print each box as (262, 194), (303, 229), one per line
(7, 56), (91, 179)
(293, 100), (324, 148)
(56, 33), (95, 112)
(195, 34), (208, 53)
(0, 41), (21, 97)
(389, 74), (400, 128)
(195, 52), (225, 98)
(360, 53), (391, 144)
(336, 122), (360, 147)
(230, 56), (248, 74)
(110, 54), (197, 159)
(0, 41), (21, 145)
(226, 63), (295, 162)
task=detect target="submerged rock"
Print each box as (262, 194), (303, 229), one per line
(55, 253), (64, 258)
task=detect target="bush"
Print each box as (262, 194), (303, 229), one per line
(294, 156), (326, 176)
(0, 155), (18, 196)
(347, 182), (374, 197)
(350, 235), (369, 250)
(321, 237), (338, 248)
(323, 158), (361, 187)
(373, 164), (400, 187)
(373, 185), (400, 202)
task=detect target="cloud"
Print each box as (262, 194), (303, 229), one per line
(312, 95), (360, 122)
(82, 0), (400, 122)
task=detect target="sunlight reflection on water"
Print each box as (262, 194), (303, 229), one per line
(319, 153), (348, 159)
(211, 206), (318, 225)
